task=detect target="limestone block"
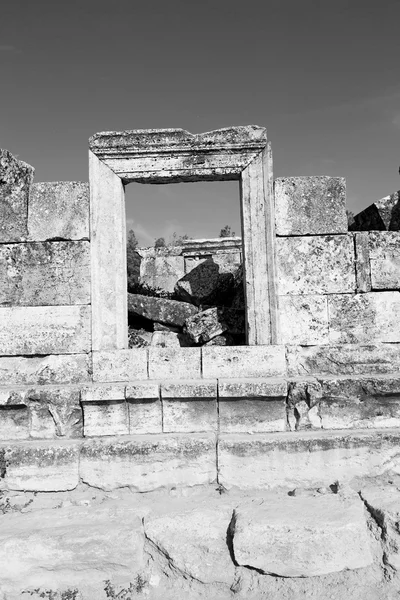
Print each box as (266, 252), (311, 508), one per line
(276, 235), (355, 295)
(144, 504), (235, 586)
(0, 149), (34, 242)
(126, 381), (161, 434)
(83, 401), (128, 437)
(317, 375), (400, 429)
(79, 433), (216, 491)
(0, 241), (90, 305)
(232, 492), (372, 577)
(175, 258), (235, 306)
(275, 176), (347, 236)
(0, 407), (29, 440)
(218, 429), (400, 490)
(218, 378), (287, 433)
(184, 307), (245, 344)
(0, 354), (91, 385)
(328, 292), (400, 343)
(279, 295), (328, 344)
(161, 380), (217, 433)
(354, 232), (371, 292)
(81, 384), (126, 402)
(27, 387), (82, 438)
(351, 190), (400, 231)
(92, 348), (148, 382)
(286, 343), (400, 376)
(368, 232), (400, 290)
(148, 347), (201, 379)
(150, 331), (180, 347)
(202, 345), (286, 379)
(0, 305), (90, 355)
(128, 292), (197, 327)
(28, 181), (89, 241)
(0, 440), (80, 491)
(140, 253), (185, 293)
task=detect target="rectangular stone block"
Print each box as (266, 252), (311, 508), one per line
(0, 440), (80, 491)
(81, 384), (126, 402)
(0, 354), (91, 385)
(0, 241), (90, 306)
(276, 235), (355, 295)
(286, 344), (400, 376)
(218, 429), (400, 490)
(275, 177), (347, 236)
(161, 380), (217, 433)
(368, 232), (400, 290)
(219, 378), (287, 433)
(0, 305), (90, 355)
(26, 386), (82, 439)
(354, 232), (371, 292)
(279, 295), (328, 344)
(28, 182), (89, 241)
(79, 433), (217, 492)
(82, 401), (128, 436)
(92, 348), (148, 382)
(0, 406), (29, 440)
(202, 346), (286, 379)
(328, 292), (400, 343)
(148, 348), (201, 380)
(126, 381), (161, 434)
(0, 149), (33, 243)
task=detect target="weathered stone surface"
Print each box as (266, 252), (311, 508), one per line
(128, 292), (197, 327)
(202, 345), (286, 379)
(286, 379), (323, 431)
(80, 433), (216, 491)
(126, 381), (161, 434)
(0, 305), (90, 355)
(139, 250), (185, 293)
(150, 331), (180, 347)
(161, 380), (217, 433)
(27, 387), (83, 438)
(203, 333), (235, 346)
(185, 306), (245, 344)
(0, 440), (80, 491)
(81, 384), (126, 402)
(144, 504), (235, 586)
(218, 429), (400, 490)
(232, 491), (373, 577)
(175, 258), (235, 306)
(0, 149), (34, 242)
(0, 499), (144, 592)
(368, 232), (400, 290)
(0, 354), (91, 385)
(83, 401), (129, 436)
(328, 292), (400, 343)
(92, 348), (148, 382)
(219, 378), (287, 433)
(28, 181), (89, 241)
(286, 343), (400, 376)
(279, 295), (328, 344)
(351, 190), (400, 231)
(276, 235), (355, 295)
(149, 347), (201, 379)
(354, 232), (372, 292)
(0, 241), (90, 305)
(0, 406), (29, 440)
(275, 176), (347, 236)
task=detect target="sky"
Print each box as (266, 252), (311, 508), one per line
(1, 0), (400, 245)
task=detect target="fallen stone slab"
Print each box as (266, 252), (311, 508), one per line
(184, 306), (245, 344)
(232, 490), (373, 577)
(128, 292), (197, 327)
(175, 258), (235, 306)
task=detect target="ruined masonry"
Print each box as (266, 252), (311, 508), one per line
(2, 128), (400, 599)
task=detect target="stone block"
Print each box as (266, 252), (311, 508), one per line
(232, 491), (372, 577)
(275, 176), (347, 236)
(82, 401), (129, 437)
(202, 345), (286, 379)
(161, 380), (217, 433)
(175, 258), (235, 306)
(81, 384), (126, 402)
(0, 406), (29, 440)
(286, 343), (400, 376)
(92, 348), (148, 382)
(0, 305), (90, 355)
(0, 241), (90, 305)
(79, 433), (216, 491)
(286, 379), (323, 431)
(0, 354), (91, 385)
(218, 429), (400, 490)
(28, 181), (89, 241)
(218, 378), (287, 433)
(351, 190), (400, 231)
(148, 347), (201, 379)
(276, 235), (355, 295)
(0, 149), (34, 242)
(150, 331), (180, 347)
(128, 292), (197, 327)
(139, 253), (185, 293)
(126, 381), (161, 434)
(185, 307), (244, 344)
(328, 292), (400, 343)
(368, 232), (400, 290)
(354, 232), (371, 292)
(279, 295), (328, 344)
(0, 440), (80, 491)
(27, 387), (82, 438)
